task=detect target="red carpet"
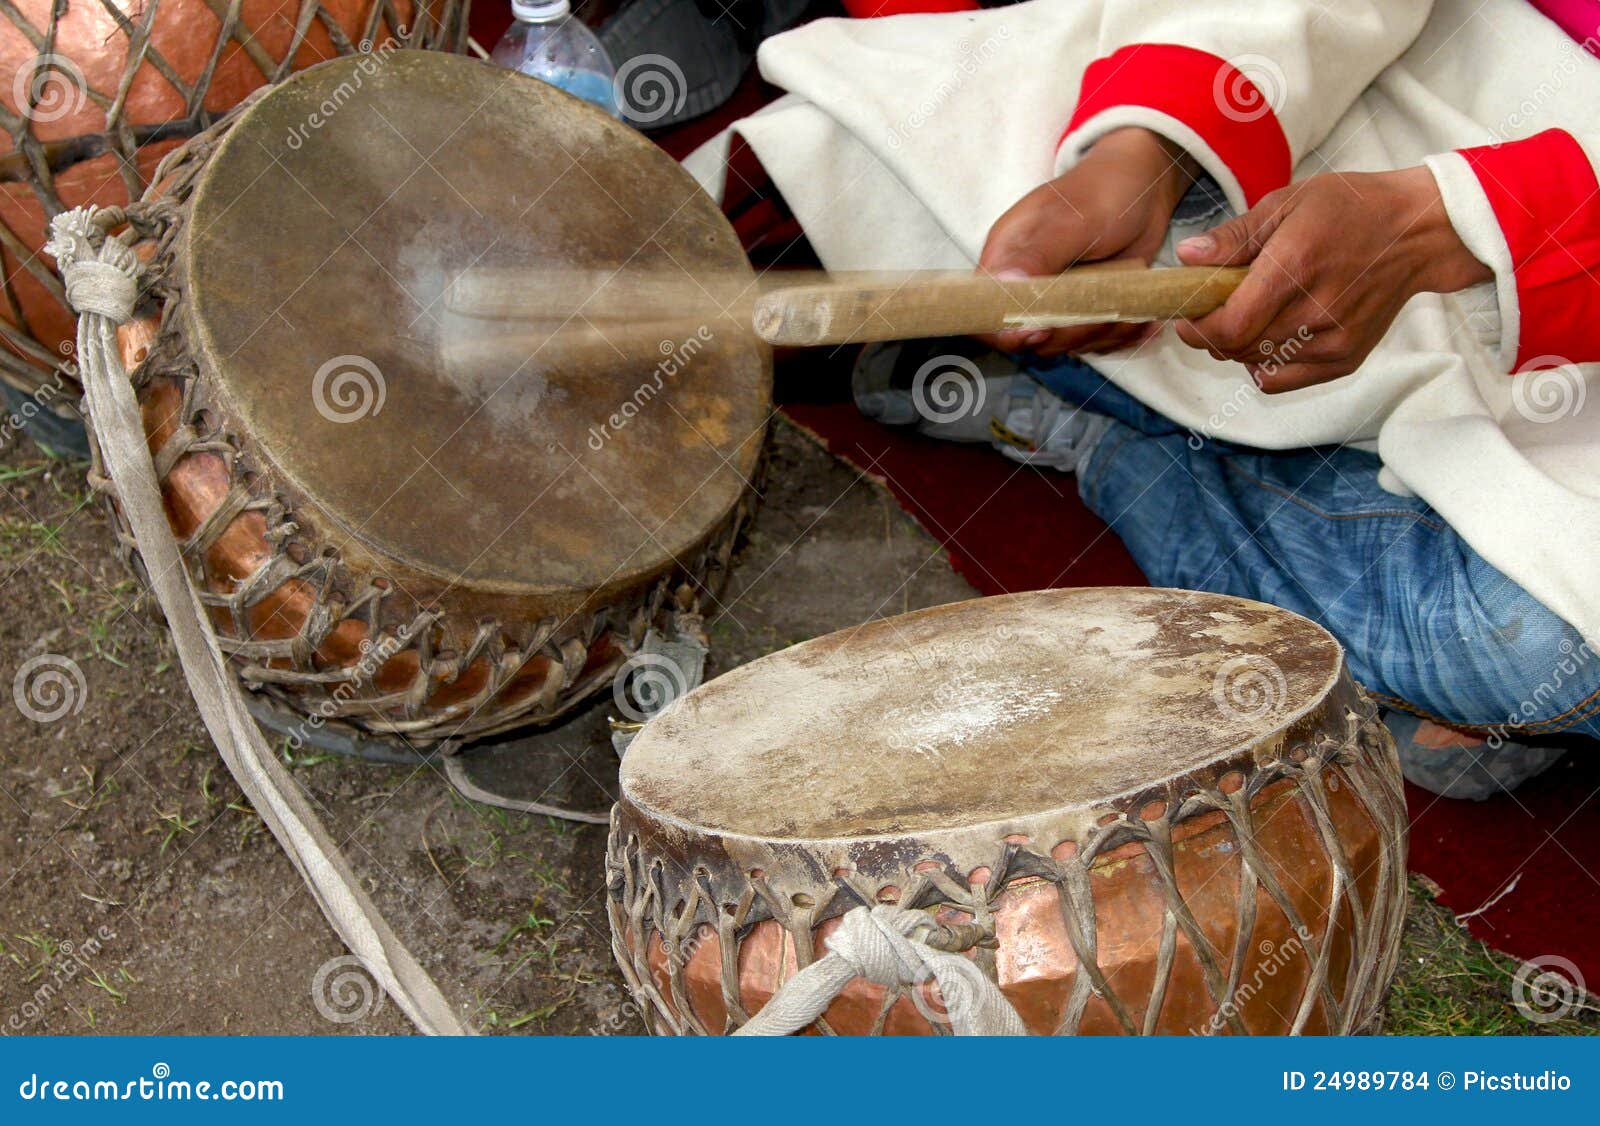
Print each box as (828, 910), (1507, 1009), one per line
(782, 401), (1600, 990)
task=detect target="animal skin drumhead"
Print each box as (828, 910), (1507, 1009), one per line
(180, 51), (768, 603)
(621, 587), (1346, 839)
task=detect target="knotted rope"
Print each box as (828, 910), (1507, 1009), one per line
(733, 904), (1026, 1036)
(46, 207), (469, 1036)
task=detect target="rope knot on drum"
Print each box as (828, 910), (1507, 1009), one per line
(46, 209), (140, 325)
(734, 905), (1025, 1037)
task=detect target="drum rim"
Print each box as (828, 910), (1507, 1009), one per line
(618, 586), (1349, 845)
(176, 50), (770, 599)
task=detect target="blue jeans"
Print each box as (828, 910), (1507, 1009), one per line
(1028, 357), (1600, 741)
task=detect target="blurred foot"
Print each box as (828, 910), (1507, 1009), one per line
(989, 375), (1112, 474)
(852, 340), (1110, 472)
(852, 339), (1018, 440)
(1386, 711), (1567, 800)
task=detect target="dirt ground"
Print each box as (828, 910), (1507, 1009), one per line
(1, 416), (1594, 1036)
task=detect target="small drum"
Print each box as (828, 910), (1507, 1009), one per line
(97, 51), (767, 745)
(2, 1), (468, 401)
(608, 588), (1409, 1035)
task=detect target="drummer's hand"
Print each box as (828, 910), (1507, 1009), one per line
(978, 127), (1197, 357)
(1174, 167), (1492, 393)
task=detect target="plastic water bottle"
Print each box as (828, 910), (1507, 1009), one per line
(492, 0), (619, 117)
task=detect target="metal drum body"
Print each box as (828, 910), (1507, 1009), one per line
(1, 0), (469, 400)
(101, 52), (768, 745)
(608, 588), (1409, 1035)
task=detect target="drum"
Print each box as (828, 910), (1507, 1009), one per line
(1, 0), (469, 404)
(95, 51), (768, 746)
(607, 588), (1409, 1035)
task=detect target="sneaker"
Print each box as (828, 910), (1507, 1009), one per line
(852, 340), (1111, 473)
(851, 339), (1018, 440)
(1386, 711), (1567, 800)
(990, 377), (1112, 474)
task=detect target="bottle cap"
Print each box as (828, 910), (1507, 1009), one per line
(512, 0), (570, 19)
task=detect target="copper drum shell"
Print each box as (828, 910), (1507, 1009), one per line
(1, 0), (466, 387)
(606, 595), (1411, 1035)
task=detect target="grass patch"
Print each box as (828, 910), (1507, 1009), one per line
(1386, 878), (1597, 1035)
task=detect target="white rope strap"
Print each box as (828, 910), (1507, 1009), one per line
(47, 207), (469, 1036)
(734, 904), (1026, 1036)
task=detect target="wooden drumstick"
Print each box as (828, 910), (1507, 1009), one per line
(749, 266), (1247, 346)
(442, 264), (1247, 350)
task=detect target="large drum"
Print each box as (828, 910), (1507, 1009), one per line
(1, 0), (469, 404)
(608, 588), (1409, 1035)
(95, 51), (767, 746)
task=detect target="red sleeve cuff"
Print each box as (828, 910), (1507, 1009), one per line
(843, 0), (977, 15)
(1460, 129), (1600, 370)
(1064, 43), (1292, 207)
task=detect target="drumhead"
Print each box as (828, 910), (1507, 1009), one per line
(181, 52), (767, 600)
(622, 588), (1344, 840)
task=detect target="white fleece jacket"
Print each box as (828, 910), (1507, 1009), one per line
(684, 0), (1600, 647)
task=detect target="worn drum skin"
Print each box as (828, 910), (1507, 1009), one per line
(0, 0), (469, 400)
(608, 588), (1409, 1035)
(99, 52), (768, 745)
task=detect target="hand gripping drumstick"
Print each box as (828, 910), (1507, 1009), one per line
(442, 265), (1248, 349)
